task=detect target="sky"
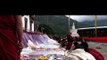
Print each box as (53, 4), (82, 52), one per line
(66, 15), (107, 22)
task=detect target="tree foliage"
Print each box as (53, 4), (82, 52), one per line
(37, 24), (55, 35)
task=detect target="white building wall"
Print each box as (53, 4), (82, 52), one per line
(22, 15), (30, 32)
(32, 21), (34, 32)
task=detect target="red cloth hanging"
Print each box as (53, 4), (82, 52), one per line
(89, 48), (104, 60)
(0, 16), (20, 60)
(84, 37), (107, 42)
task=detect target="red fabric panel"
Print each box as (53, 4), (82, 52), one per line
(84, 37), (107, 42)
(0, 16), (20, 60)
(89, 48), (104, 60)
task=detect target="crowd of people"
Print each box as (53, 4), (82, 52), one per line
(55, 32), (104, 60)
(59, 33), (89, 52)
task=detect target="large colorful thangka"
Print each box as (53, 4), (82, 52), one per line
(21, 31), (64, 60)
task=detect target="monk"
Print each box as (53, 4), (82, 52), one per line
(0, 15), (23, 60)
(66, 33), (73, 50)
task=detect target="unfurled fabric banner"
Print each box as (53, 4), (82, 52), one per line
(22, 31), (48, 48)
(22, 31), (59, 48)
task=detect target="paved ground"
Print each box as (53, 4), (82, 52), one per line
(88, 41), (107, 60)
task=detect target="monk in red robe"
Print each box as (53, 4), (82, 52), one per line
(66, 33), (73, 50)
(0, 15), (23, 60)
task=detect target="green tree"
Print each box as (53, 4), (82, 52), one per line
(37, 24), (55, 35)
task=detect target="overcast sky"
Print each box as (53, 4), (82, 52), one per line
(66, 15), (107, 22)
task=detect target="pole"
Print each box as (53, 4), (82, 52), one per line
(94, 15), (97, 37)
(68, 15), (71, 32)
